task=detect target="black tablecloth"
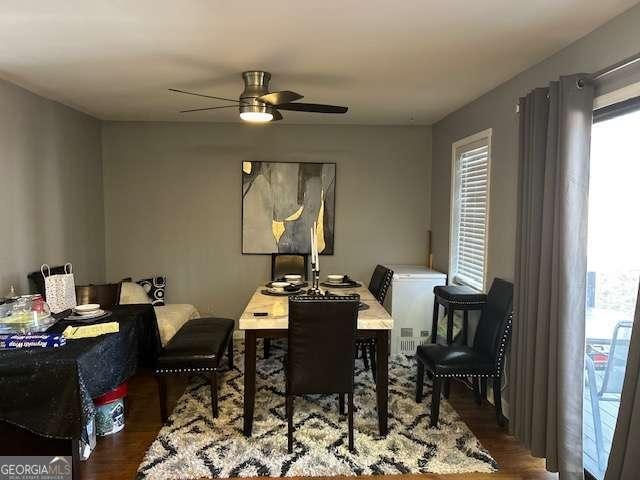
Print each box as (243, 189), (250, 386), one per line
(0, 304), (160, 440)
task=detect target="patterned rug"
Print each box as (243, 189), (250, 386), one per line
(137, 340), (496, 478)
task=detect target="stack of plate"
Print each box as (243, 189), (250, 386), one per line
(70, 304), (107, 319)
(320, 275), (361, 288)
(264, 282), (293, 295)
(327, 274), (347, 284)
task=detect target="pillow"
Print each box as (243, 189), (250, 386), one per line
(119, 282), (152, 305)
(137, 276), (166, 306)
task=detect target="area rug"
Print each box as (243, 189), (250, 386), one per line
(137, 340), (496, 479)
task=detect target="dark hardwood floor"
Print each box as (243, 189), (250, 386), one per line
(80, 371), (557, 480)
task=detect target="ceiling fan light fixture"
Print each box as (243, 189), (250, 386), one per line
(240, 111), (273, 123)
(172, 70), (347, 121)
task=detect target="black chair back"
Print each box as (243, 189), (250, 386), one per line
(27, 265), (67, 299)
(75, 283), (122, 309)
(473, 278), (513, 370)
(287, 295), (359, 395)
(368, 265), (393, 305)
(272, 254), (308, 281)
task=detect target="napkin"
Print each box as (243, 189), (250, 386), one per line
(63, 322), (119, 339)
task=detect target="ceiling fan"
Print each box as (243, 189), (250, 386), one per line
(169, 71), (348, 123)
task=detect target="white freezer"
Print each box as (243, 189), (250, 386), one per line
(383, 265), (447, 355)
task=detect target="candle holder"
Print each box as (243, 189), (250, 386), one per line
(310, 262), (321, 294)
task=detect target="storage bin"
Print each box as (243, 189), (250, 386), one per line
(94, 382), (127, 436)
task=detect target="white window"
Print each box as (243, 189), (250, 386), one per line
(449, 129), (492, 291)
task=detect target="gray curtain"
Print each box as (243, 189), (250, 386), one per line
(605, 282), (640, 480)
(510, 74), (594, 479)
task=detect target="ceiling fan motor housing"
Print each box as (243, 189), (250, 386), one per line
(240, 71), (275, 117)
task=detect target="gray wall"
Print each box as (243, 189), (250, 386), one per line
(0, 78), (104, 294)
(102, 123), (431, 319)
(431, 4), (640, 283)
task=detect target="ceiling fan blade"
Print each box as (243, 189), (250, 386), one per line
(256, 90), (303, 106)
(180, 105), (238, 113)
(272, 110), (284, 121)
(169, 88), (247, 104)
(276, 102), (348, 114)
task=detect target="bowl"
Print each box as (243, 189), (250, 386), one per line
(270, 281), (291, 292)
(284, 274), (302, 283)
(74, 303), (100, 314)
(327, 274), (345, 283)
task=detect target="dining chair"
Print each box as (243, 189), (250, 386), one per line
(415, 278), (513, 427)
(264, 254), (309, 359)
(271, 254), (308, 281)
(286, 294), (360, 453)
(75, 283), (123, 309)
(357, 265), (393, 378)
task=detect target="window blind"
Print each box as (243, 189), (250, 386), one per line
(452, 143), (489, 290)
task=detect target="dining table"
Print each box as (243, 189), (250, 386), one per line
(238, 282), (394, 437)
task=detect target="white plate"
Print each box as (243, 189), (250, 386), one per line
(327, 275), (345, 283)
(74, 303), (100, 314)
(284, 275), (302, 283)
(70, 309), (106, 319)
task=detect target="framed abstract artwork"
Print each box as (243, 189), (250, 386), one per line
(242, 161), (335, 254)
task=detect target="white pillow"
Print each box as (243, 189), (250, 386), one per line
(119, 282), (152, 305)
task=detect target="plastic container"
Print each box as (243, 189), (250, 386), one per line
(0, 295), (55, 334)
(94, 383), (127, 436)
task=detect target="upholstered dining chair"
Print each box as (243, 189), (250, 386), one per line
(271, 254), (308, 281)
(286, 294), (360, 453)
(264, 254), (309, 359)
(415, 278), (513, 427)
(75, 283), (122, 309)
(357, 265), (393, 378)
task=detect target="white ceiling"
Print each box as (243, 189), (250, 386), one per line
(0, 0), (636, 125)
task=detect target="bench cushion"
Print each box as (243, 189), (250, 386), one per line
(417, 344), (495, 377)
(156, 318), (234, 373)
(434, 285), (487, 305)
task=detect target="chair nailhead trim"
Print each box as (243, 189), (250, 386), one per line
(290, 295), (360, 302)
(156, 367), (217, 374)
(377, 270), (393, 305)
(436, 298), (486, 306)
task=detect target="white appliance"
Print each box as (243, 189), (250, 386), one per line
(384, 265), (447, 355)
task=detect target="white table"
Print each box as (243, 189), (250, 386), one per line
(239, 284), (394, 436)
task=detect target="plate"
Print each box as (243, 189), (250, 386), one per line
(319, 281), (362, 288)
(266, 281), (308, 289)
(68, 309), (106, 319)
(327, 274), (345, 283)
(284, 275), (303, 282)
(261, 289), (299, 297)
(74, 304), (101, 315)
(65, 310), (112, 323)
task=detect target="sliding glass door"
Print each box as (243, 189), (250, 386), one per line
(583, 98), (640, 479)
